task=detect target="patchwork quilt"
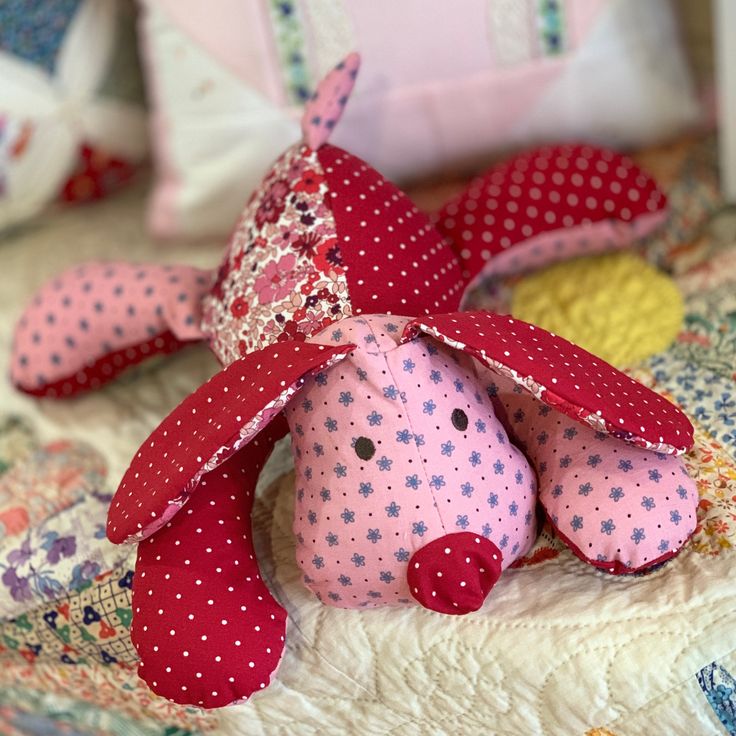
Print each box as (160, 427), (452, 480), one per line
(0, 136), (734, 736)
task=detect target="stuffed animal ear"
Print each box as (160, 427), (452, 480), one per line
(11, 261), (212, 398)
(107, 339), (353, 708)
(434, 144), (668, 288)
(402, 312), (693, 455)
(106, 340), (355, 544)
(131, 422), (289, 708)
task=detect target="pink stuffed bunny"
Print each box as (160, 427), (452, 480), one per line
(10, 54), (696, 709)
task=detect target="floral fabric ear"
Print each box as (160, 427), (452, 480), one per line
(434, 144), (668, 288)
(11, 262), (212, 398)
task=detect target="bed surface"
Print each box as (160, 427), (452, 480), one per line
(1, 139), (735, 736)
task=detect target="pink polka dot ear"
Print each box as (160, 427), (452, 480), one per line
(301, 52), (360, 151)
(402, 313), (694, 455)
(11, 262), (212, 398)
(132, 443), (287, 708)
(106, 340), (355, 545)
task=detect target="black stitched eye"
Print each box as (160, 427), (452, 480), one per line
(354, 436), (376, 460)
(451, 408), (468, 431)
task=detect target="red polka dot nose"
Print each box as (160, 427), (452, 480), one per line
(407, 533), (503, 615)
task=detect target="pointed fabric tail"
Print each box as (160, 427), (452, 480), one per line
(301, 52), (360, 151)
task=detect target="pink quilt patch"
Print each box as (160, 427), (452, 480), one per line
(434, 144), (668, 285)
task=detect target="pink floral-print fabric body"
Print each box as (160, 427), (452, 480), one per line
(288, 315), (537, 609)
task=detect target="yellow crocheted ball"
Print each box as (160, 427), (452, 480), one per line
(511, 252), (683, 367)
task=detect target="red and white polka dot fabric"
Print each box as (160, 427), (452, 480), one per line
(434, 144), (668, 285)
(480, 369), (697, 573)
(132, 434), (288, 709)
(402, 312), (694, 455)
(290, 315), (537, 611)
(107, 341), (354, 545)
(316, 144), (466, 316)
(11, 262), (211, 397)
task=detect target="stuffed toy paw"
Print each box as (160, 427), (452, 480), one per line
(12, 53), (697, 709)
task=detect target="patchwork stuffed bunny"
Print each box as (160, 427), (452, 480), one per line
(11, 55), (696, 709)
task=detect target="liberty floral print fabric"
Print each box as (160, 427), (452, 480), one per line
(202, 142), (352, 365)
(290, 315), (538, 608)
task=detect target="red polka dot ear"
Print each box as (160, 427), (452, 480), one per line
(106, 340), (355, 544)
(434, 144), (668, 286)
(200, 53), (467, 364)
(132, 432), (287, 708)
(402, 313), (693, 455)
(301, 52), (360, 151)
(11, 262), (212, 398)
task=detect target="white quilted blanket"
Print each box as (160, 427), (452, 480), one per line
(2, 183), (735, 736)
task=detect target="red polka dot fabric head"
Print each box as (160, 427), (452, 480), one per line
(401, 312), (694, 455)
(434, 144), (668, 288)
(12, 262), (212, 398)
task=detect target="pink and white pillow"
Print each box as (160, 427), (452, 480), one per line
(137, 0), (700, 238)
